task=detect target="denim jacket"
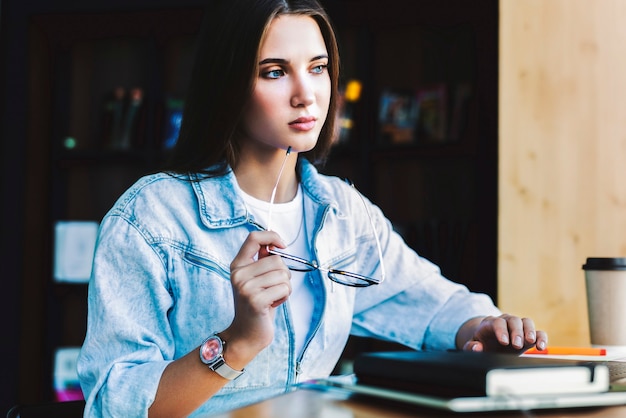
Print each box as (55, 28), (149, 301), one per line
(77, 159), (500, 417)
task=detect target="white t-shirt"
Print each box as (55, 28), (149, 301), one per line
(238, 184), (315, 356)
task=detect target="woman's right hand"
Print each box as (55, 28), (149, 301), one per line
(149, 231), (291, 417)
(222, 231), (292, 365)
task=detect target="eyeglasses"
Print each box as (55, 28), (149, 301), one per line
(265, 147), (386, 287)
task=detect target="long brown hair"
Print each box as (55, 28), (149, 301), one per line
(165, 0), (340, 177)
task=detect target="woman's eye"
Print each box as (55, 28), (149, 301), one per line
(263, 69), (285, 79)
(312, 64), (328, 74)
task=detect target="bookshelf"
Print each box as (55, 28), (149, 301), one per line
(23, 3), (204, 403)
(17, 0), (498, 404)
(323, 0), (498, 298)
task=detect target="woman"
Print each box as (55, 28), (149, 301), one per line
(77, 0), (547, 417)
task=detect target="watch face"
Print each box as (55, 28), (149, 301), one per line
(200, 336), (223, 363)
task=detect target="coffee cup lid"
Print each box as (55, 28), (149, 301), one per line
(582, 257), (626, 270)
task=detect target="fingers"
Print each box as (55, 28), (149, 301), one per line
(508, 316), (547, 350)
(534, 329), (548, 351)
(522, 317), (546, 349)
(230, 231), (292, 313)
(231, 255), (292, 313)
(466, 314), (548, 353)
(499, 315), (524, 348)
(231, 231), (286, 270)
(462, 340), (484, 352)
(521, 317), (536, 344)
(234, 257), (292, 302)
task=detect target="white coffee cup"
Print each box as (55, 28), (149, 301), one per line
(583, 257), (626, 346)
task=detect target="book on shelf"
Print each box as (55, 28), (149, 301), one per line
(162, 97), (184, 150)
(118, 87), (144, 150)
(54, 347), (84, 401)
(378, 89), (419, 145)
(53, 220), (99, 283)
(448, 82), (472, 142)
(101, 87), (125, 150)
(101, 86), (145, 151)
(415, 84), (447, 143)
(335, 79), (362, 145)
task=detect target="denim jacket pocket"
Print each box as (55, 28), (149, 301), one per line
(178, 251), (272, 390)
(183, 251), (231, 279)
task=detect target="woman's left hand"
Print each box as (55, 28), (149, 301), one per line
(457, 314), (548, 354)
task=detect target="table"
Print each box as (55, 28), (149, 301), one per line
(210, 387), (626, 418)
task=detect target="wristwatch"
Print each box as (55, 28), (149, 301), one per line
(199, 333), (244, 380)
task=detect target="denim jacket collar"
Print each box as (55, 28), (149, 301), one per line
(190, 158), (335, 230)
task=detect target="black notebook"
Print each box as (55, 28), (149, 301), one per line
(353, 350), (609, 397)
(301, 351), (626, 412)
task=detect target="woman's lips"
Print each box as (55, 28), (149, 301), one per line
(289, 116), (316, 131)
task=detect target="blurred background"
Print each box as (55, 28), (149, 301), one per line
(4, 0), (624, 413)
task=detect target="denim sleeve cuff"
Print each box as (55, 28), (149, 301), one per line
(422, 290), (502, 351)
(95, 360), (171, 417)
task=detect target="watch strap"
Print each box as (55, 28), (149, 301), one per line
(209, 356), (245, 380)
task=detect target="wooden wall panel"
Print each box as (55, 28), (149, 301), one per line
(499, 0), (626, 345)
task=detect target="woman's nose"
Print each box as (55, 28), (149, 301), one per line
(290, 74), (315, 107)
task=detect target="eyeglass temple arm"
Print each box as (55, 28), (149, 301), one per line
(344, 179), (386, 282)
(267, 146), (292, 232)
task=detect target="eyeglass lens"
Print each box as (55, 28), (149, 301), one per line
(268, 248), (379, 287)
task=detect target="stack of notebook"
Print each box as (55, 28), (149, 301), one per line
(303, 350), (626, 412)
